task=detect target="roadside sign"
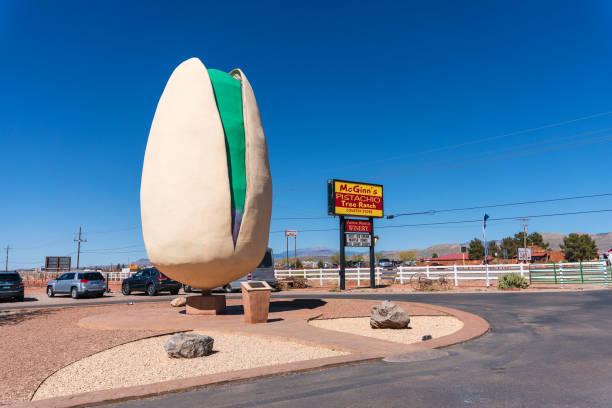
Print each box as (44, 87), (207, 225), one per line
(345, 233), (371, 247)
(518, 248), (532, 261)
(285, 230), (297, 237)
(345, 219), (372, 233)
(327, 179), (383, 218)
(45, 256), (71, 272)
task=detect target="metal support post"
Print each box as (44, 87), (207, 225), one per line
(339, 216), (346, 290)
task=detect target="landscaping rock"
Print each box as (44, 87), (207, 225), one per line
(164, 332), (214, 358)
(370, 300), (410, 329)
(170, 297), (187, 307)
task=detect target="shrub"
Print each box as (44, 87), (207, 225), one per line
(498, 273), (529, 289)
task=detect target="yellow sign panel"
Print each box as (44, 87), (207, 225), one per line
(328, 180), (384, 218)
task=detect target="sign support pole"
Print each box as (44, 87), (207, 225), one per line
(369, 217), (375, 288)
(286, 235), (289, 268)
(339, 216), (346, 290)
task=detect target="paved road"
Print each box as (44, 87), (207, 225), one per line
(108, 290), (612, 408)
(0, 291), (186, 310)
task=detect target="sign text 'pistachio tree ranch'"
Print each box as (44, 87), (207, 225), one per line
(327, 180), (384, 218)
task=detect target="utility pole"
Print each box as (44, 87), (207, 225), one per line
(519, 218), (529, 263)
(4, 245), (10, 271)
(74, 227), (87, 270)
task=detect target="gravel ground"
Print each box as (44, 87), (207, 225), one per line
(0, 304), (170, 405)
(33, 331), (348, 400)
(309, 316), (463, 344)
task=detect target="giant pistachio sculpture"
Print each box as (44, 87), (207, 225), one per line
(141, 58), (272, 289)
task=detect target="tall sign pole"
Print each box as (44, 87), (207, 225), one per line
(369, 217), (375, 288)
(285, 230), (297, 268)
(339, 216), (346, 290)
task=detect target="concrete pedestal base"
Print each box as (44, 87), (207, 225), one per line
(241, 287), (271, 324)
(186, 294), (226, 315)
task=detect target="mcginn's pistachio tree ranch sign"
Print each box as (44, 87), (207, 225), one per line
(328, 180), (384, 218)
(140, 58), (272, 290)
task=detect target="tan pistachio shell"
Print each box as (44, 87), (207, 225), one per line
(140, 58), (272, 289)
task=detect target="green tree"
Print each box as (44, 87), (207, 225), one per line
(513, 231), (550, 250)
(487, 241), (500, 258)
(351, 254), (364, 262)
(398, 250), (416, 263)
(431, 252), (439, 259)
(500, 237), (518, 259)
(330, 253), (340, 265)
(295, 258), (303, 268)
(527, 232), (550, 250)
(375, 252), (386, 261)
(560, 233), (598, 262)
(317, 260), (324, 268)
(468, 238), (485, 260)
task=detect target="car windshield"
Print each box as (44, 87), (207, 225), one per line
(258, 252), (273, 268)
(0, 273), (21, 282)
(379, 259), (390, 263)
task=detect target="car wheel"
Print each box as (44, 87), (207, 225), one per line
(223, 284), (232, 293)
(121, 283), (131, 296)
(46, 286), (54, 297)
(183, 285), (192, 293)
(95, 292), (104, 298)
(146, 283), (158, 296)
(170, 289), (179, 295)
(17, 295), (24, 302)
(71, 287), (79, 299)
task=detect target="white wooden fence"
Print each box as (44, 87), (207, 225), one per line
(275, 264), (531, 287)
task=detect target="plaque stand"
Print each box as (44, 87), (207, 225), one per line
(241, 281), (272, 324)
(185, 291), (226, 315)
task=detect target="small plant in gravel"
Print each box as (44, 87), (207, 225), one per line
(498, 273), (529, 289)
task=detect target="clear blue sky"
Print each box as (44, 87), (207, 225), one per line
(3, 1), (612, 268)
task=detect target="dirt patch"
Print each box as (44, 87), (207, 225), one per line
(33, 331), (348, 400)
(0, 303), (171, 405)
(309, 316), (463, 344)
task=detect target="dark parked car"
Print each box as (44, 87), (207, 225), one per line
(121, 267), (181, 296)
(0, 271), (24, 301)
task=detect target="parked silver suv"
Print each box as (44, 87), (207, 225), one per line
(47, 271), (106, 299)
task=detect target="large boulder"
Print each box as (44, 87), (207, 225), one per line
(370, 300), (410, 329)
(170, 297), (187, 307)
(164, 332), (214, 358)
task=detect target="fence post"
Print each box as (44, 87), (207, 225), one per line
(606, 263), (610, 289)
(519, 263), (524, 278)
(319, 268), (323, 287)
(376, 267), (380, 285)
(580, 261), (584, 283)
(357, 268), (361, 287)
(560, 264), (565, 288)
(453, 264), (458, 287)
(399, 266), (403, 284)
(426, 265), (430, 279)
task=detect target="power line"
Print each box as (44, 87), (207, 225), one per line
(271, 208), (612, 234)
(282, 109), (612, 180)
(386, 192), (612, 219)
